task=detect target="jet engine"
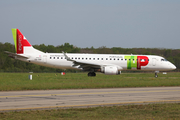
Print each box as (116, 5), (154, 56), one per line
(101, 66), (121, 75)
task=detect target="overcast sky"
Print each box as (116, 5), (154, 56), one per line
(0, 0), (180, 49)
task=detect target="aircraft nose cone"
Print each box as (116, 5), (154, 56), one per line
(171, 64), (176, 70)
(169, 63), (176, 70)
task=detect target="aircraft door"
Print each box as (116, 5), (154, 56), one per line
(152, 58), (156, 66)
(43, 55), (47, 63)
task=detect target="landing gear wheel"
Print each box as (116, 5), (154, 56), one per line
(93, 72), (96, 76)
(155, 74), (158, 78)
(88, 72), (96, 77)
(155, 72), (158, 78)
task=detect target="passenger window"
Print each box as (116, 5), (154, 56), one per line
(61, 57), (63, 59)
(93, 58), (95, 60)
(89, 58), (91, 60)
(97, 58), (99, 60)
(110, 58), (112, 60)
(101, 58), (103, 60)
(82, 58), (84, 60)
(50, 57), (51, 59)
(121, 59), (123, 61)
(57, 57), (59, 59)
(129, 59), (131, 61)
(114, 58), (116, 60)
(125, 59), (127, 61)
(106, 58), (108, 60)
(54, 57), (55, 59)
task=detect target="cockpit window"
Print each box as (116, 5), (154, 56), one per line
(161, 59), (168, 61)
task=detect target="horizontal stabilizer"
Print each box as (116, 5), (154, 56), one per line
(4, 51), (29, 59)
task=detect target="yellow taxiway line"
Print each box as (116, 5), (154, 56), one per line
(1, 99), (180, 112)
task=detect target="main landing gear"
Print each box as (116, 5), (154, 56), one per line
(88, 72), (96, 77)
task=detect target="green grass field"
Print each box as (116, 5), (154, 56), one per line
(0, 103), (180, 120)
(0, 72), (179, 91)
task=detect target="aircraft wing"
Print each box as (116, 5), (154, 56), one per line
(62, 51), (122, 71)
(4, 51), (29, 59)
(73, 61), (102, 70)
(62, 51), (101, 70)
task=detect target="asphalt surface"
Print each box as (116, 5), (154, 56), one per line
(0, 87), (180, 111)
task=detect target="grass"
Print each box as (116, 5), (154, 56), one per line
(0, 72), (179, 91)
(0, 103), (180, 120)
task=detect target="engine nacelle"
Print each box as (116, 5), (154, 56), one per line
(102, 66), (121, 75)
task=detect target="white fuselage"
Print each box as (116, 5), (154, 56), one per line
(18, 53), (176, 72)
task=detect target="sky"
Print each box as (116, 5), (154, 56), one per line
(0, 0), (180, 49)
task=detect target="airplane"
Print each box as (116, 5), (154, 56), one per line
(5, 28), (176, 77)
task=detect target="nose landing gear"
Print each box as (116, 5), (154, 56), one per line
(155, 71), (159, 78)
(155, 73), (158, 78)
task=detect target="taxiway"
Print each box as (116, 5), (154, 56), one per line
(0, 87), (180, 111)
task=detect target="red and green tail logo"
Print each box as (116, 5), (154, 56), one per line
(12, 29), (31, 54)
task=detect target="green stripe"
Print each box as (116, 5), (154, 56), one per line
(125, 56), (137, 69)
(11, 28), (17, 52)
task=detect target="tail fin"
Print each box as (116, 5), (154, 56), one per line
(12, 28), (31, 54)
(12, 28), (44, 55)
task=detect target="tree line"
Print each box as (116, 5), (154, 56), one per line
(0, 42), (179, 72)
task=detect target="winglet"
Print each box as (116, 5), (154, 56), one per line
(62, 51), (74, 61)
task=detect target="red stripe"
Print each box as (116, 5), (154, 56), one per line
(16, 29), (31, 54)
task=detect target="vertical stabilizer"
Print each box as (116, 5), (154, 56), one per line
(12, 28), (31, 54)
